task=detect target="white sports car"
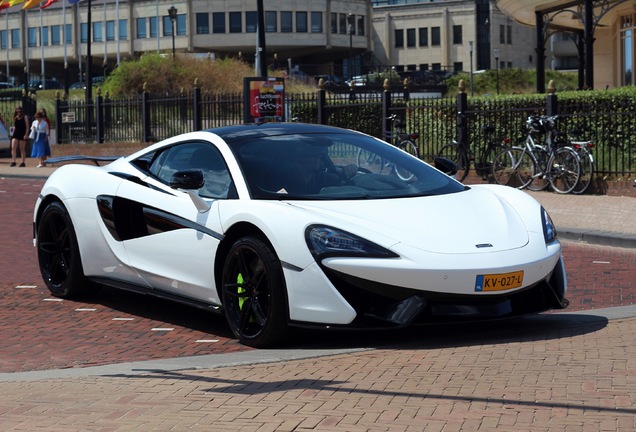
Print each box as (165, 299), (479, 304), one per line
(33, 123), (568, 347)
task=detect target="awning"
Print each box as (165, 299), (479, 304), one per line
(496, 0), (616, 29)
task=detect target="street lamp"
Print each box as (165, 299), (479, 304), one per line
(347, 12), (354, 81)
(493, 48), (500, 94)
(168, 5), (177, 60)
(468, 41), (474, 96)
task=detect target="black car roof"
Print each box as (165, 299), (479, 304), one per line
(206, 122), (358, 144)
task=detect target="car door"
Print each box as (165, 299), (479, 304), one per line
(115, 141), (235, 305)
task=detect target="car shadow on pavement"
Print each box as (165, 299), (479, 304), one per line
(288, 312), (609, 351)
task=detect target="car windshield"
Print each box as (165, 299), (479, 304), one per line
(231, 132), (465, 200)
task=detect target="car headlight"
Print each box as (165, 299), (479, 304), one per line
(305, 225), (399, 259)
(541, 207), (557, 243)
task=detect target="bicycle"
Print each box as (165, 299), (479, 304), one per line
(356, 114), (420, 181)
(437, 125), (510, 182)
(491, 115), (581, 194)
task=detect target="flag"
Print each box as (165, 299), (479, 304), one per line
(8, 0), (25, 6)
(67, 0), (81, 4)
(40, 0), (57, 9)
(22, 0), (40, 9)
(0, 1), (10, 10)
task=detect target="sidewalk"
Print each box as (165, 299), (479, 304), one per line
(2, 157), (635, 248)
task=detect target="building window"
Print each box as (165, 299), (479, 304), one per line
(106, 21), (115, 41)
(330, 12), (337, 34)
(339, 13), (347, 34)
(296, 12), (307, 33)
(246, 11), (257, 33)
(11, 28), (19, 49)
(395, 29), (404, 48)
(311, 11), (322, 33)
(432, 63), (441, 70)
(137, 18), (147, 38)
(229, 12), (242, 33)
(51, 26), (60, 46)
(419, 27), (428, 46)
(453, 25), (462, 44)
(213, 12), (225, 33)
(65, 24), (72, 44)
(80, 23), (88, 43)
(162, 16), (173, 36)
(119, 19), (128, 40)
(407, 28), (415, 47)
(281, 11), (292, 33)
(149, 17), (158, 38)
(41, 26), (49, 46)
(419, 63), (428, 70)
(507, 25), (512, 44)
(196, 13), (209, 34)
(28, 27), (37, 47)
(500, 25), (505, 44)
(93, 22), (102, 42)
(177, 14), (186, 36)
(0, 30), (6, 50)
(357, 16), (364, 36)
(266, 11), (277, 32)
(431, 27), (440, 46)
(454, 62), (463, 72)
(620, 14), (634, 85)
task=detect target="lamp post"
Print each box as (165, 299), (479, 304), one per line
(468, 40), (474, 96)
(347, 12), (354, 81)
(168, 5), (177, 60)
(493, 48), (500, 94)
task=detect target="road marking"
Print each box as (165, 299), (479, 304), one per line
(43, 298), (63, 302)
(151, 328), (174, 332)
(196, 339), (219, 343)
(112, 317), (134, 321)
(593, 261), (611, 264)
(75, 308), (97, 311)
(15, 285), (37, 289)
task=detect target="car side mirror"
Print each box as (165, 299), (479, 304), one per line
(433, 157), (458, 177)
(171, 170), (204, 190)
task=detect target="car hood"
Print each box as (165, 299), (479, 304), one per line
(288, 187), (530, 254)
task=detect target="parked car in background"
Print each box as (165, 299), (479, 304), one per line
(314, 75), (346, 88)
(29, 79), (64, 91)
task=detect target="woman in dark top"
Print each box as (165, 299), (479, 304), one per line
(10, 106), (29, 167)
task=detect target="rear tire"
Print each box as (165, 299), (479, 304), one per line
(571, 150), (594, 195)
(37, 201), (93, 298)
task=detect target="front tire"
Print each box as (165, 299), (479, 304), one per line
(37, 201), (92, 298)
(221, 236), (289, 348)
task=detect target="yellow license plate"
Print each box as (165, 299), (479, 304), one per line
(475, 271), (524, 292)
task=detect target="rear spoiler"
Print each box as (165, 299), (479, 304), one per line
(45, 155), (121, 166)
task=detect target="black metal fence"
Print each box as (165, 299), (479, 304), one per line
(48, 85), (636, 177)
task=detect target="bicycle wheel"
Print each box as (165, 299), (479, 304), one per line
(571, 149), (594, 195)
(356, 147), (384, 174)
(491, 147), (536, 189)
(475, 142), (501, 181)
(527, 147), (550, 191)
(395, 139), (418, 181)
(438, 143), (468, 182)
(548, 147), (581, 194)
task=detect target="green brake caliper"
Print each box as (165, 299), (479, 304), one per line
(237, 273), (246, 310)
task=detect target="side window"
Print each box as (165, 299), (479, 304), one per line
(147, 142), (235, 199)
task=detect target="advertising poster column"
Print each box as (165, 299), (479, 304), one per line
(243, 77), (285, 123)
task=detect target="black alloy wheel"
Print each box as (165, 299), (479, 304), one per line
(222, 235), (288, 348)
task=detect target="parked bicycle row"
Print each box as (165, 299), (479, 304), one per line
(433, 115), (594, 194)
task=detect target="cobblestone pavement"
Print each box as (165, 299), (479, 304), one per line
(1, 166), (635, 431)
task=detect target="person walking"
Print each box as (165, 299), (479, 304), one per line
(30, 111), (50, 167)
(10, 106), (29, 167)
